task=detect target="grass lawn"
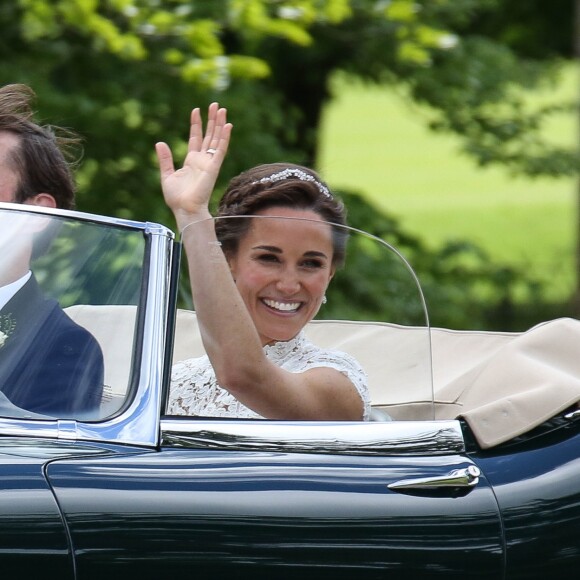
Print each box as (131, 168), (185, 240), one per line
(319, 66), (577, 302)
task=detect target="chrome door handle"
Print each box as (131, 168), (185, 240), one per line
(388, 465), (481, 491)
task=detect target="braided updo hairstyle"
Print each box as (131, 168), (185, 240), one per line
(215, 163), (348, 267)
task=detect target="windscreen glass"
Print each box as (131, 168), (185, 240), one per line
(0, 208), (145, 421)
(169, 215), (433, 421)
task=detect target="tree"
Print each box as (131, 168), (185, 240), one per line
(1, 0), (576, 327)
(3, 1), (575, 211)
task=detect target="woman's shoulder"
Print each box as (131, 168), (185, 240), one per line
(286, 333), (367, 374)
(171, 354), (211, 381)
(286, 334), (371, 420)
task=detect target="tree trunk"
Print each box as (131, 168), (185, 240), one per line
(573, 0), (580, 314)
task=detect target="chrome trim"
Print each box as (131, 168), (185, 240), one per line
(57, 420), (78, 440)
(160, 419), (465, 456)
(0, 418), (61, 439)
(388, 465), (481, 491)
(73, 230), (174, 447)
(564, 408), (580, 421)
(144, 222), (173, 235)
(0, 224), (176, 449)
(0, 201), (175, 236)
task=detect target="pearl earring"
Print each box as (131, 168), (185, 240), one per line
(322, 295), (327, 305)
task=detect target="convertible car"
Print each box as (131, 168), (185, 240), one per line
(0, 202), (579, 579)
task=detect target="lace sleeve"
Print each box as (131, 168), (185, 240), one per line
(168, 356), (262, 419)
(169, 334), (376, 421)
(294, 349), (372, 421)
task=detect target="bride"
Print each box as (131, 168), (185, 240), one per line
(156, 103), (371, 421)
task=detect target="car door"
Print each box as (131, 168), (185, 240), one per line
(471, 412), (580, 580)
(0, 437), (126, 580)
(47, 418), (504, 579)
(0, 447), (72, 578)
(45, 216), (501, 577)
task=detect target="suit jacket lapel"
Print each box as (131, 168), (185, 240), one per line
(0, 276), (58, 385)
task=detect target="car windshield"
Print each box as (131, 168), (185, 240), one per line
(0, 206), (146, 421)
(171, 215), (434, 421)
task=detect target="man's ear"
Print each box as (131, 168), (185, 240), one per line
(23, 193), (57, 208)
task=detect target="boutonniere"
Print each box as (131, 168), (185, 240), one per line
(0, 314), (16, 349)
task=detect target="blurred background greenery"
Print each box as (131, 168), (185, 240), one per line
(1, 0), (578, 331)
(320, 67), (576, 324)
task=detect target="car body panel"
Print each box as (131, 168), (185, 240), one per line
(1, 204), (579, 578)
(0, 437), (134, 579)
(471, 421), (580, 579)
(47, 445), (503, 579)
(0, 203), (176, 447)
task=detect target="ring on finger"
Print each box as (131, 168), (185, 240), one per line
(206, 148), (217, 156)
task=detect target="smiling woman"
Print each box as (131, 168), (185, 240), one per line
(156, 104), (372, 422)
(226, 209), (335, 345)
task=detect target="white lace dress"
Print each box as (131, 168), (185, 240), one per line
(168, 331), (371, 421)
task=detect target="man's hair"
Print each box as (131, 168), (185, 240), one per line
(0, 84), (79, 209)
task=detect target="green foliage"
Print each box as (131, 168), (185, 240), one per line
(33, 219), (144, 307)
(5, 0), (574, 216)
(334, 189), (551, 330)
(1, 0), (577, 329)
(409, 37), (579, 176)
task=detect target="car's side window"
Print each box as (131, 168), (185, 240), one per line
(52, 223), (145, 420)
(0, 210), (145, 422)
(170, 310), (434, 421)
(166, 216), (434, 422)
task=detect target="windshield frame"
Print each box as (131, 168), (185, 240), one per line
(0, 203), (176, 447)
(174, 214), (435, 421)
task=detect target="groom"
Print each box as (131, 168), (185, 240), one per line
(0, 83), (104, 417)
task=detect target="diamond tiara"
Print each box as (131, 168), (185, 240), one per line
(251, 168), (332, 198)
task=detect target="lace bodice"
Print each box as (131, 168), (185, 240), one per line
(168, 332), (371, 420)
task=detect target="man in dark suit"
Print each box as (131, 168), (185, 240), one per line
(0, 83), (104, 417)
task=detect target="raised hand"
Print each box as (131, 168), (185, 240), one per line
(156, 103), (232, 230)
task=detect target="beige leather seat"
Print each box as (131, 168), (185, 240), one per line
(66, 305), (580, 448)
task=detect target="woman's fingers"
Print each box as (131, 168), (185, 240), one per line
(188, 108), (203, 152)
(157, 103), (231, 163)
(214, 119), (233, 159)
(186, 103), (230, 158)
(157, 104), (232, 227)
(157, 103), (231, 186)
(201, 102), (218, 150)
(155, 142), (175, 181)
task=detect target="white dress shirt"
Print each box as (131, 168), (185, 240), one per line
(0, 271), (32, 311)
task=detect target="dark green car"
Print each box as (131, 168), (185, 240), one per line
(1, 203), (579, 579)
